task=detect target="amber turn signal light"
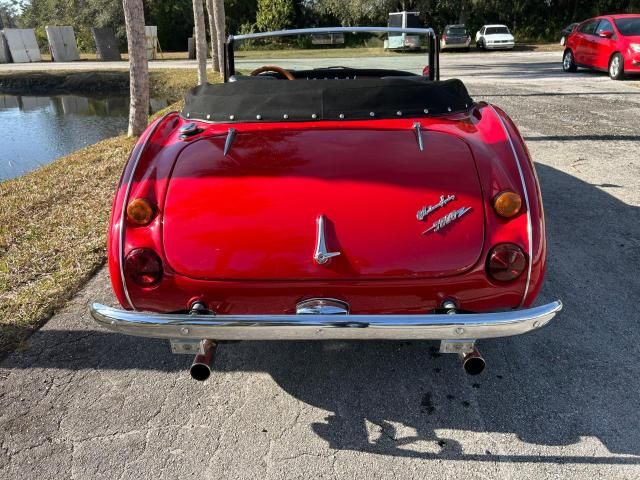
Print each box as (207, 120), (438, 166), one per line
(493, 191), (522, 218)
(126, 198), (154, 225)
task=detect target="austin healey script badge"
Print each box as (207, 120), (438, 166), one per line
(416, 194), (455, 221)
(422, 207), (472, 235)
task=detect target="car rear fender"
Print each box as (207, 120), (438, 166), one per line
(107, 112), (182, 309)
(479, 104), (546, 307)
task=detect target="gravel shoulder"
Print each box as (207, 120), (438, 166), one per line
(1, 51), (639, 479)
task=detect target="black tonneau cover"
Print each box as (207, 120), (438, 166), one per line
(182, 77), (473, 123)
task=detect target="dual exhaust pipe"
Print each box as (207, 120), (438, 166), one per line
(187, 300), (484, 381)
(190, 339), (217, 381)
(459, 347), (486, 375)
(188, 340), (485, 381)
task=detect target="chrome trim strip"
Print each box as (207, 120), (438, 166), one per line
(231, 27), (435, 42)
(488, 105), (533, 307)
(90, 301), (562, 341)
(118, 113), (176, 310)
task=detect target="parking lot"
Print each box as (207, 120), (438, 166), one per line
(1, 50), (640, 479)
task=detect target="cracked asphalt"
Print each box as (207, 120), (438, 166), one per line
(1, 51), (640, 479)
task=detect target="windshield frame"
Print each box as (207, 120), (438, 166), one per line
(225, 26), (439, 82)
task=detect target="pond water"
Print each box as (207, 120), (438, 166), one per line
(0, 94), (170, 181)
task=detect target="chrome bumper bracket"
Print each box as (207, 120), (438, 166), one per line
(170, 339), (206, 355)
(440, 339), (476, 354)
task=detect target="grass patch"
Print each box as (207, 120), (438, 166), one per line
(0, 136), (136, 354)
(0, 69), (220, 101)
(0, 69), (217, 355)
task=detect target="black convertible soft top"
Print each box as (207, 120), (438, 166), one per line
(182, 77), (473, 123)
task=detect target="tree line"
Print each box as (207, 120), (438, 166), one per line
(11, 0), (640, 52)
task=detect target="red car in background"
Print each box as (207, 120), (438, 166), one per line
(563, 14), (640, 80)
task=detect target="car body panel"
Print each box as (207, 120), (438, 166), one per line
(163, 129), (485, 281)
(560, 23), (578, 45)
(108, 102), (544, 315)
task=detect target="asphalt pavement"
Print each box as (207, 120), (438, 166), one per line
(1, 50), (640, 479)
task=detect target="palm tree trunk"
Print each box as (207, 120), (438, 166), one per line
(212, 0), (226, 74)
(122, 0), (149, 136)
(192, 0), (208, 84)
(205, 0), (220, 72)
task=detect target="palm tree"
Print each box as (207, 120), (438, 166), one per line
(192, 0), (208, 85)
(205, 0), (219, 73)
(207, 0), (226, 73)
(122, 0), (149, 136)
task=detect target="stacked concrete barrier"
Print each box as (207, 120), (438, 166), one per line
(92, 27), (121, 61)
(145, 26), (158, 60)
(0, 31), (10, 63)
(3, 29), (41, 63)
(45, 26), (80, 62)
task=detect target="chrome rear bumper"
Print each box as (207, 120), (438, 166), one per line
(89, 301), (562, 341)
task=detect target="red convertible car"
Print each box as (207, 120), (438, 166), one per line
(91, 27), (561, 380)
(563, 14), (640, 80)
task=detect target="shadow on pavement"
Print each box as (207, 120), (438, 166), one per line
(2, 163), (639, 463)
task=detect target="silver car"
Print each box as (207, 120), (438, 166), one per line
(440, 24), (471, 51)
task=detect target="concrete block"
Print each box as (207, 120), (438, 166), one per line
(45, 26), (80, 62)
(3, 29), (41, 63)
(92, 27), (121, 61)
(0, 31), (11, 63)
(145, 25), (158, 60)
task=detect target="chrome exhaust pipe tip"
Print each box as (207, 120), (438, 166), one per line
(190, 340), (217, 381)
(459, 347), (485, 375)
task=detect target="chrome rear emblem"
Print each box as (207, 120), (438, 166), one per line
(417, 194), (455, 221)
(423, 207), (472, 235)
(296, 298), (349, 315)
(314, 215), (341, 264)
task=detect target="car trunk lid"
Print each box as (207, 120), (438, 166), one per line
(162, 128), (485, 281)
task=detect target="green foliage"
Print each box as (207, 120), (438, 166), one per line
(146, 0), (194, 51)
(311, 0), (640, 41)
(13, 0), (640, 53)
(256, 0), (295, 31)
(0, 0), (21, 28)
(226, 0), (258, 34)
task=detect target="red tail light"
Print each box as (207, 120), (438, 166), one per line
(486, 244), (527, 282)
(124, 248), (163, 287)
